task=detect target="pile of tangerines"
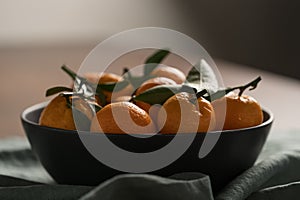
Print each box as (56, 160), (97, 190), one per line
(39, 50), (264, 134)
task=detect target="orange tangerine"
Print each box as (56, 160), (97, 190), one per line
(90, 102), (157, 134)
(212, 92), (263, 130)
(157, 92), (216, 133)
(39, 95), (93, 130)
(151, 66), (186, 84)
(85, 72), (134, 104)
(85, 72), (122, 84)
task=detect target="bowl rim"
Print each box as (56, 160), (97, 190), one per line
(21, 101), (274, 136)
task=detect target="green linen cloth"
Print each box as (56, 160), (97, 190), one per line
(0, 131), (299, 200)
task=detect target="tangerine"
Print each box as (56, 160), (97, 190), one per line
(39, 95), (93, 130)
(90, 102), (157, 134)
(84, 72), (133, 104)
(212, 92), (263, 130)
(157, 92), (216, 133)
(151, 66), (185, 84)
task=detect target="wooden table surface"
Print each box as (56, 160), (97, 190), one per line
(1, 45), (300, 137)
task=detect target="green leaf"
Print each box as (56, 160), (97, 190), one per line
(134, 84), (196, 105)
(61, 65), (78, 80)
(61, 65), (91, 90)
(196, 89), (209, 98)
(46, 86), (73, 97)
(60, 64), (129, 105)
(144, 49), (170, 76)
(185, 59), (218, 92)
(205, 89), (227, 102)
(95, 91), (106, 106)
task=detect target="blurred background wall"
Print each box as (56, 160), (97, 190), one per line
(0, 0), (183, 47)
(180, 0), (300, 79)
(0, 0), (299, 136)
(1, 0), (299, 78)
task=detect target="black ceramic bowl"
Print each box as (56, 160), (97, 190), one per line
(21, 101), (273, 193)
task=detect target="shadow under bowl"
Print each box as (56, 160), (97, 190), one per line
(21, 101), (273, 194)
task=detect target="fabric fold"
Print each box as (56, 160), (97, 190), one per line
(0, 184), (92, 200)
(216, 150), (300, 200)
(79, 173), (213, 200)
(247, 181), (300, 200)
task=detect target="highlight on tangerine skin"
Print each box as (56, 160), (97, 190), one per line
(212, 92), (263, 130)
(90, 102), (157, 134)
(157, 92), (216, 134)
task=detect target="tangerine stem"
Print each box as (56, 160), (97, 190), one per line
(237, 76), (262, 96)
